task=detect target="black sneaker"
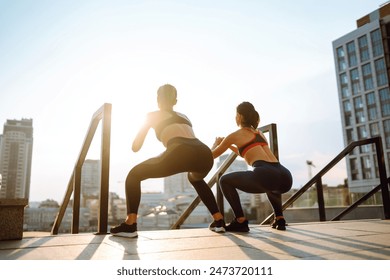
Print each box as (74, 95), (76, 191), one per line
(225, 219), (249, 232)
(209, 219), (226, 233)
(271, 218), (287, 230)
(110, 222), (138, 238)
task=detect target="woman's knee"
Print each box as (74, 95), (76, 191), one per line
(126, 167), (142, 187)
(219, 175), (232, 192)
(219, 174), (231, 186)
(187, 172), (205, 183)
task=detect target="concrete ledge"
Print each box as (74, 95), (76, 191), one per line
(0, 199), (28, 241)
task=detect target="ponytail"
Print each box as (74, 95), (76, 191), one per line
(236, 102), (260, 129)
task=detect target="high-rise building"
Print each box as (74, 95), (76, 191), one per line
(0, 119), (33, 199)
(81, 159), (100, 198)
(332, 3), (390, 193)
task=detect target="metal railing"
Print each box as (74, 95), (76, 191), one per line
(171, 123), (279, 229)
(260, 136), (390, 225)
(51, 103), (112, 235)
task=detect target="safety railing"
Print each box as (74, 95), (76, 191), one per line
(171, 123), (278, 229)
(260, 136), (390, 225)
(51, 103), (112, 235)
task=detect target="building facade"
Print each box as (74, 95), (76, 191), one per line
(333, 3), (390, 193)
(0, 119), (33, 199)
(81, 159), (100, 198)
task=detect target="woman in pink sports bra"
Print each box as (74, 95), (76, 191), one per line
(211, 102), (293, 232)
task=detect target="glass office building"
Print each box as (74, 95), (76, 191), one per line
(333, 3), (390, 194)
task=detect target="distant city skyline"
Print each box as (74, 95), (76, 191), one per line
(0, 1), (381, 202)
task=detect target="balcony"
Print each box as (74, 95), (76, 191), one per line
(1, 219), (389, 260)
(2, 104), (389, 266)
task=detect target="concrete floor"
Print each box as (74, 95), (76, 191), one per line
(1, 219), (390, 260)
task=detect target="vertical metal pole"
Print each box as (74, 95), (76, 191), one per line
(266, 124), (279, 160)
(375, 137), (390, 219)
(216, 173), (224, 215)
(316, 177), (326, 221)
(72, 166), (81, 234)
(97, 103), (111, 234)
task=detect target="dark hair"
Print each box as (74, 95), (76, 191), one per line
(236, 101), (259, 129)
(157, 84), (177, 109)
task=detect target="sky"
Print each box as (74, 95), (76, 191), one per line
(0, 0), (382, 202)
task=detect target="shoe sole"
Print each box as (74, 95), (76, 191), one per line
(210, 227), (226, 233)
(275, 227), (286, 231)
(225, 228), (250, 233)
(111, 232), (138, 238)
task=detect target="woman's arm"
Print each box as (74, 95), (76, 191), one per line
(211, 133), (238, 159)
(132, 113), (153, 152)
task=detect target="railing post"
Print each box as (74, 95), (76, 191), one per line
(267, 123), (279, 160)
(72, 166), (81, 234)
(374, 137), (390, 219)
(51, 103), (112, 235)
(97, 103), (111, 234)
(316, 178), (326, 221)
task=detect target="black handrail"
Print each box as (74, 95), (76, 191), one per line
(260, 136), (390, 225)
(51, 103), (112, 235)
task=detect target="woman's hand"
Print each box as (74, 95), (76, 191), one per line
(212, 137), (224, 150)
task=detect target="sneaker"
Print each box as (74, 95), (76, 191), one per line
(209, 219), (226, 233)
(110, 222), (138, 238)
(271, 218), (287, 230)
(225, 219), (249, 232)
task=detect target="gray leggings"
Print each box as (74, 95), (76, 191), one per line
(125, 137), (220, 215)
(220, 160), (292, 218)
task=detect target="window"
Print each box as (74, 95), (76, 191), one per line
(346, 128), (355, 143)
(357, 125), (367, 139)
(336, 46), (346, 72)
(375, 58), (388, 87)
(344, 100), (352, 126)
(362, 63), (374, 91)
(340, 73), (348, 84)
(371, 29), (383, 57)
(380, 88), (390, 117)
(361, 156), (372, 179)
(370, 122), (380, 136)
(340, 72), (349, 98)
(350, 158), (359, 180)
(354, 97), (365, 129)
(366, 92), (377, 120)
(366, 92), (375, 105)
(347, 41), (358, 67)
(360, 144), (370, 154)
(368, 107), (378, 120)
(383, 119), (390, 148)
(358, 35), (370, 62)
(354, 96), (363, 109)
(350, 68), (360, 95)
(379, 87), (390, 101)
(343, 100), (351, 111)
(342, 86), (350, 98)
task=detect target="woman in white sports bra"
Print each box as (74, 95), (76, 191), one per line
(110, 84), (225, 238)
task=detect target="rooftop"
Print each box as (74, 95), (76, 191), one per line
(1, 219), (389, 260)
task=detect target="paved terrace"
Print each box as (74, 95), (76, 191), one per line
(1, 219), (390, 260)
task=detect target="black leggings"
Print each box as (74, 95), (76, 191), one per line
(219, 160), (292, 218)
(125, 137), (220, 215)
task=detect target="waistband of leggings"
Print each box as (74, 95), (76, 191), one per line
(166, 137), (200, 147)
(252, 160), (280, 168)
